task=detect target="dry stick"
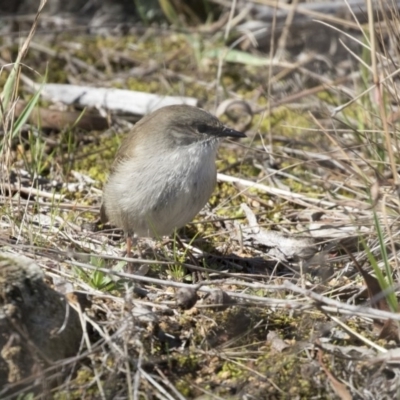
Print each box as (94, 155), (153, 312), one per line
(332, 63), (400, 115)
(328, 314), (386, 353)
(74, 301), (106, 400)
(155, 367), (187, 400)
(316, 339), (353, 400)
(224, 0), (237, 41)
(0, 183), (65, 200)
(66, 259), (400, 323)
(215, 0), (237, 111)
(381, 192), (400, 274)
(254, 74), (354, 114)
(373, 50), (399, 192)
(269, 54), (317, 85)
(366, 0), (399, 191)
(216, 351), (286, 394)
(308, 112), (366, 180)
(368, 0), (378, 88)
(217, 172), (337, 208)
(283, 280), (400, 322)
(314, 18), (374, 58)
(139, 368), (175, 400)
(338, 37), (372, 72)
(253, 0), (364, 30)
(275, 0), (299, 60)
(343, 0), (371, 44)
(265, 0), (278, 167)
(20, 242), (259, 283)
(0, 196), (95, 211)
(132, 347), (142, 400)
(124, 339), (134, 400)
(189, 383), (226, 400)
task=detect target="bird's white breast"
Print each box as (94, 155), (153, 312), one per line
(104, 139), (219, 237)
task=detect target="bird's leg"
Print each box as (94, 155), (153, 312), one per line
(125, 235), (135, 274)
(125, 235), (145, 274)
(126, 236), (133, 259)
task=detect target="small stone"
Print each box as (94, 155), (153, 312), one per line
(0, 253), (83, 396)
(205, 289), (235, 310)
(175, 287), (198, 310)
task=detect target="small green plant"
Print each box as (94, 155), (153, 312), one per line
(61, 127), (77, 178)
(158, 0), (181, 26)
(17, 393), (35, 400)
(166, 230), (200, 281)
(75, 256), (127, 291)
(361, 205), (399, 313)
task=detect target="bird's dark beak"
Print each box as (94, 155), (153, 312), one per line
(218, 126), (246, 138)
(196, 123), (246, 138)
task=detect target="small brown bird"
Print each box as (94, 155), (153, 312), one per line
(101, 104), (245, 255)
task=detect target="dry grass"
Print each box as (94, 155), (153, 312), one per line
(2, 0), (400, 398)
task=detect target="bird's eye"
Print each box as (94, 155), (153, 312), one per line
(197, 124), (210, 134)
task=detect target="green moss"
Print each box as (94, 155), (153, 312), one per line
(74, 134), (121, 183)
(125, 77), (161, 93)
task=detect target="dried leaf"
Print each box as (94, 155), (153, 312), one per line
(317, 344), (352, 400)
